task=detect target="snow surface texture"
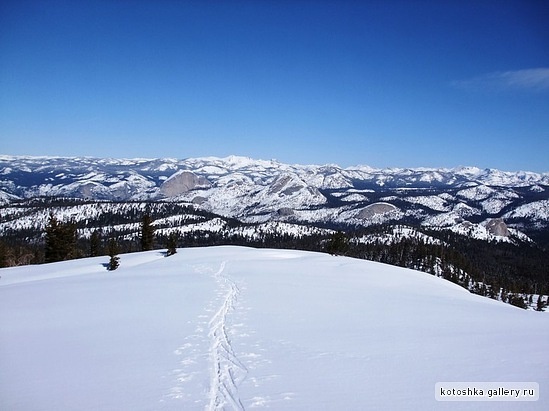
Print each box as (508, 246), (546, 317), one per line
(1, 246), (548, 410)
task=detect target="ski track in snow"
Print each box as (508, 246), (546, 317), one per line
(207, 261), (248, 411)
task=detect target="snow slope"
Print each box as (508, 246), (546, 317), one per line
(1, 246), (547, 410)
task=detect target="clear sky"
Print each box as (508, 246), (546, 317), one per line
(1, 0), (548, 172)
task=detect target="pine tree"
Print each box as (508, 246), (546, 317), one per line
(508, 293), (527, 309)
(536, 295), (546, 312)
(326, 231), (349, 256)
(107, 238), (120, 271)
(0, 240), (8, 268)
(90, 230), (102, 257)
(44, 213), (77, 263)
(166, 232), (178, 257)
(44, 213), (60, 262)
(140, 214), (155, 251)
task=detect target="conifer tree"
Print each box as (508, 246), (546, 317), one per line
(107, 238), (120, 271)
(140, 214), (155, 251)
(90, 230), (102, 257)
(166, 232), (178, 257)
(326, 231), (349, 256)
(508, 293), (527, 309)
(0, 240), (8, 268)
(536, 295), (546, 312)
(44, 213), (77, 263)
(44, 213), (60, 262)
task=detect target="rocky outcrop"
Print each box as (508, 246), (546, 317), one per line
(160, 171), (211, 197)
(484, 218), (510, 237)
(356, 202), (399, 219)
(268, 174), (305, 196)
(277, 207), (294, 216)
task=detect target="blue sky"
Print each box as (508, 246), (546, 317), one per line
(1, 0), (548, 172)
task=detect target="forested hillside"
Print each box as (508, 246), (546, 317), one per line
(1, 198), (547, 311)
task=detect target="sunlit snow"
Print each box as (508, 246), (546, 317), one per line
(1, 246), (547, 410)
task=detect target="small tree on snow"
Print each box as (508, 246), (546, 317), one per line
(107, 238), (120, 271)
(166, 232), (178, 257)
(536, 295), (546, 312)
(90, 230), (102, 257)
(140, 214), (155, 251)
(508, 293), (527, 309)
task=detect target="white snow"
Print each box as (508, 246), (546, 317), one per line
(340, 193), (370, 202)
(2, 156), (549, 231)
(355, 225), (443, 246)
(457, 185), (497, 201)
(504, 200), (549, 221)
(1, 246), (548, 410)
(481, 197), (513, 214)
(402, 195), (451, 212)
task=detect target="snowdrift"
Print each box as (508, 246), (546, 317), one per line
(1, 246), (547, 410)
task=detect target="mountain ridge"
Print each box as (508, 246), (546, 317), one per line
(2, 153), (548, 176)
(1, 155), (548, 244)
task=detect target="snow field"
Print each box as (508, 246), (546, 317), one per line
(1, 246), (548, 410)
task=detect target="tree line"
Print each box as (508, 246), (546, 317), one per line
(0, 205), (547, 310)
(41, 212), (162, 270)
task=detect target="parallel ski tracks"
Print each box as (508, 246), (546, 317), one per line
(207, 261), (248, 411)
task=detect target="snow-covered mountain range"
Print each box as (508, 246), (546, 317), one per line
(1, 155), (548, 241)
